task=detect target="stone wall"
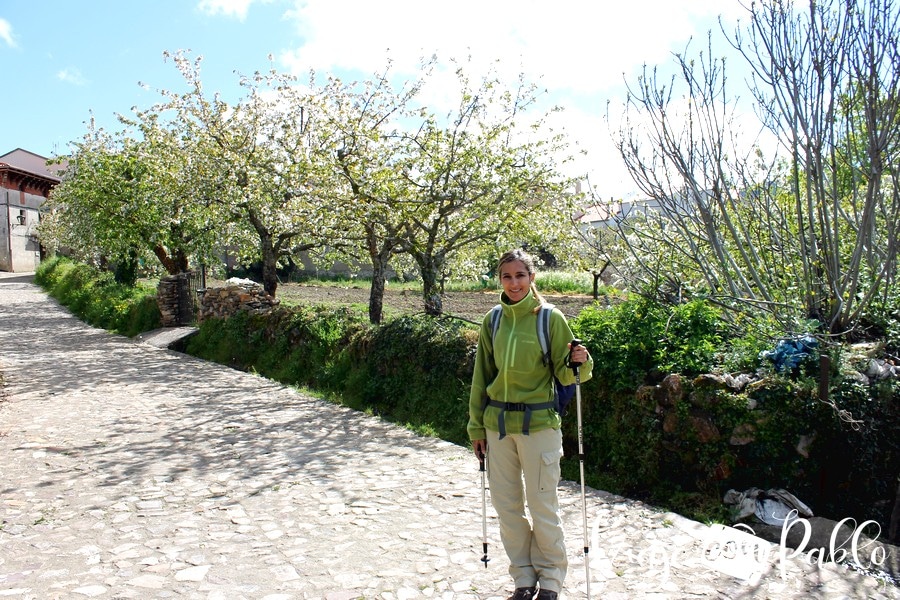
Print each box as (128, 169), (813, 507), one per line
(157, 273), (189, 327)
(198, 278), (279, 323)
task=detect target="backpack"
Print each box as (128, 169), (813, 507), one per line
(489, 303), (577, 417)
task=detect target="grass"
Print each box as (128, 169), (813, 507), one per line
(535, 270), (598, 295)
(242, 270), (602, 295)
(152, 267), (614, 297)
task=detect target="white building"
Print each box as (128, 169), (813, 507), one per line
(0, 149), (62, 272)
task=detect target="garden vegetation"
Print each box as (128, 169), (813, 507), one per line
(31, 0), (900, 545)
(34, 257), (900, 539)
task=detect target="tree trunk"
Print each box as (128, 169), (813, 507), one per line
(422, 263), (443, 316)
(247, 208), (279, 296)
(369, 264), (387, 324)
(366, 223), (403, 324)
(254, 227), (279, 297)
(153, 244), (179, 275)
(592, 261), (610, 300)
(260, 242), (279, 297)
(173, 248), (189, 274)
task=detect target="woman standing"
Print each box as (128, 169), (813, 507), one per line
(468, 249), (593, 600)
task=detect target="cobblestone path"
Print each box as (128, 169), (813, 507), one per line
(0, 273), (897, 599)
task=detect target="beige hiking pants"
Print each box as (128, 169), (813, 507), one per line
(486, 427), (567, 593)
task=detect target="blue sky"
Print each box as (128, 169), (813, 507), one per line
(1, 0), (751, 196)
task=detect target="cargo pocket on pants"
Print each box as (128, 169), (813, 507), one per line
(539, 449), (562, 493)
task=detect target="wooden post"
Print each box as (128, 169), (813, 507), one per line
(818, 354), (831, 402)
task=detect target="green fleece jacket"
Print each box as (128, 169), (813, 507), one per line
(467, 290), (594, 440)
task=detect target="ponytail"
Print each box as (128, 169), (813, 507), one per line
(530, 282), (546, 313)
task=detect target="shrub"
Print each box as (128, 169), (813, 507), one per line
(719, 313), (783, 373)
(567, 293), (898, 534)
(658, 300), (723, 374)
(185, 309), (476, 445)
(343, 315), (476, 445)
(856, 286), (900, 355)
(35, 256), (160, 335)
(185, 305), (369, 391)
(571, 295), (722, 392)
(563, 296), (723, 497)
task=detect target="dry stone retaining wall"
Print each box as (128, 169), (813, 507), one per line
(157, 272), (194, 327)
(198, 277), (279, 323)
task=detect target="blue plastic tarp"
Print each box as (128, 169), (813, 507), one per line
(759, 335), (818, 372)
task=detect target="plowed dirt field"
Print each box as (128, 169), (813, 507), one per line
(273, 282), (602, 323)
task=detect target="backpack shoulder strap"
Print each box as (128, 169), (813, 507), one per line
(489, 304), (503, 345)
(536, 303), (555, 366)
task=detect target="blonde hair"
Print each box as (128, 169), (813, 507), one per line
(497, 248), (546, 311)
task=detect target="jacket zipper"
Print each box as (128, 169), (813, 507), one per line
(503, 309), (518, 402)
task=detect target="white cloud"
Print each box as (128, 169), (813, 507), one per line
(0, 18), (17, 48)
(197, 0), (273, 21)
(276, 0), (758, 196)
(57, 68), (88, 86)
(280, 0), (748, 91)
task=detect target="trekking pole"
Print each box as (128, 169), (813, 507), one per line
(478, 451), (490, 568)
(569, 339), (591, 597)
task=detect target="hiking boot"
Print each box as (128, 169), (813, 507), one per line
(508, 587), (536, 600)
(536, 590), (558, 600)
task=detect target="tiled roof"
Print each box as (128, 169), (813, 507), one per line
(0, 148), (65, 182)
